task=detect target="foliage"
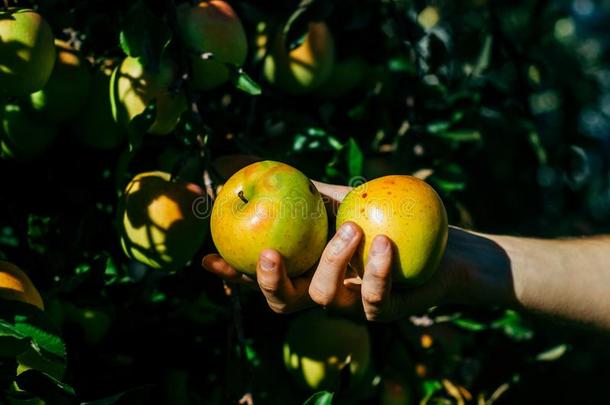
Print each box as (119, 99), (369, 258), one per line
(0, 0), (609, 403)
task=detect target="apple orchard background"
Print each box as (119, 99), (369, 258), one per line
(1, 0), (610, 404)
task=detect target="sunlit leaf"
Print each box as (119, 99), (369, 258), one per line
(535, 344), (569, 362)
(304, 391), (334, 405)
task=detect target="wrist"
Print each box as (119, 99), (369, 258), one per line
(443, 227), (519, 309)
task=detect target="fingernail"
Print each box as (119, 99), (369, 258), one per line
(260, 256), (275, 272)
(339, 223), (357, 240)
(202, 255), (214, 270)
(370, 236), (390, 255)
(330, 223), (357, 255)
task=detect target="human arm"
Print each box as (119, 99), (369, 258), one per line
(203, 180), (610, 330)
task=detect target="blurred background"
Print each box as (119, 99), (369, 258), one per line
(0, 0), (609, 403)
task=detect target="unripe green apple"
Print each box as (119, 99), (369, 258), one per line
(29, 40), (91, 122)
(110, 56), (186, 135)
(210, 161), (328, 277)
(75, 62), (126, 149)
(336, 176), (448, 285)
(177, 0), (248, 90)
(118, 171), (210, 270)
(264, 22), (335, 94)
(283, 309), (371, 391)
(0, 104), (57, 159)
(0, 9), (55, 97)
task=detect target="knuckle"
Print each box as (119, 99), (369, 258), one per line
(323, 252), (342, 267)
(308, 285), (334, 306)
(258, 279), (280, 295)
(270, 302), (290, 314)
(363, 289), (384, 306)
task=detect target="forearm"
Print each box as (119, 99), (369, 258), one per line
(447, 228), (610, 330)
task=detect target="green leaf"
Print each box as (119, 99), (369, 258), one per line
(232, 68), (262, 95)
(430, 129), (481, 142)
(421, 379), (443, 403)
(388, 56), (416, 74)
(15, 369), (75, 404)
(491, 310), (533, 341)
(346, 138), (363, 178)
(426, 121), (451, 134)
(472, 35), (492, 77)
(0, 301), (67, 380)
(127, 102), (157, 151)
(119, 0), (171, 70)
(304, 391), (334, 405)
(0, 304), (65, 361)
(535, 344), (569, 362)
(452, 317), (487, 331)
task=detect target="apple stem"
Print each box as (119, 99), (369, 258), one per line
(238, 190), (249, 204)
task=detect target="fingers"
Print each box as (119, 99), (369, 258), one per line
(256, 249), (314, 314)
(361, 235), (394, 321)
(309, 222), (362, 307)
(202, 254), (257, 288)
(312, 181), (352, 213)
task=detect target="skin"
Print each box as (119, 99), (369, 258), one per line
(0, 261), (44, 310)
(210, 161), (328, 278)
(283, 308), (371, 390)
(337, 175), (448, 285)
(29, 40), (91, 122)
(110, 56), (186, 135)
(264, 22), (335, 94)
(0, 9), (56, 97)
(204, 180), (610, 331)
(177, 0), (248, 90)
(118, 171), (209, 270)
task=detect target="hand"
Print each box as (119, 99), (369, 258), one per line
(308, 225), (465, 321)
(202, 178), (470, 320)
(201, 181), (352, 314)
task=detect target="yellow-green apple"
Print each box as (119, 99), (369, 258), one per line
(0, 9), (55, 97)
(75, 61), (126, 149)
(29, 40), (91, 121)
(264, 22), (335, 94)
(177, 0), (248, 90)
(336, 175), (447, 285)
(110, 56), (186, 135)
(210, 160), (328, 277)
(0, 104), (57, 159)
(283, 309), (371, 390)
(0, 261), (44, 310)
(118, 171), (210, 270)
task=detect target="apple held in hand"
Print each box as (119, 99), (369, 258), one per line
(210, 161), (328, 277)
(336, 175), (448, 285)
